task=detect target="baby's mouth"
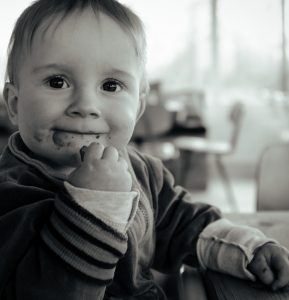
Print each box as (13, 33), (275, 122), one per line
(52, 129), (106, 148)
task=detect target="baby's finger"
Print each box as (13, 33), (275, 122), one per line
(257, 267), (275, 286)
(249, 255), (275, 285)
(102, 146), (119, 161)
(118, 156), (127, 164)
(272, 257), (289, 290)
(83, 143), (104, 162)
(118, 156), (129, 169)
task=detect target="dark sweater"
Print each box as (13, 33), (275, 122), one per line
(0, 133), (221, 299)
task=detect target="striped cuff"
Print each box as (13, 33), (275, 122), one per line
(40, 192), (128, 285)
(64, 181), (140, 233)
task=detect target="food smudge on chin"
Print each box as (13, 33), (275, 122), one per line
(33, 132), (46, 143)
(52, 131), (105, 148)
(52, 132), (66, 147)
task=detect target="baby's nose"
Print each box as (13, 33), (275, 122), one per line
(66, 95), (102, 118)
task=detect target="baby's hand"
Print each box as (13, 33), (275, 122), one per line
(68, 143), (132, 192)
(247, 243), (289, 290)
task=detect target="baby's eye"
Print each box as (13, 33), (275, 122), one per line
(46, 76), (69, 89)
(102, 80), (123, 92)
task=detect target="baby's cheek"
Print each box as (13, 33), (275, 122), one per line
(109, 114), (136, 147)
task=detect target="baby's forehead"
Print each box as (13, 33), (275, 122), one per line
(30, 11), (100, 45)
(26, 11), (143, 71)
(29, 10), (137, 51)
(20, 11), (143, 78)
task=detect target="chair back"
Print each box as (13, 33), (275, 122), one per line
(256, 143), (289, 210)
(228, 102), (245, 151)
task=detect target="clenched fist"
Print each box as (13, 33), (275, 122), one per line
(68, 143), (132, 192)
(248, 243), (289, 290)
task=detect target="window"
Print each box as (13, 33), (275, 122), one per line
(122, 0), (288, 95)
(218, 0), (286, 91)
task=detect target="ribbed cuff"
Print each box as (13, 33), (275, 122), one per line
(64, 181), (140, 233)
(197, 218), (278, 280)
(40, 192), (128, 284)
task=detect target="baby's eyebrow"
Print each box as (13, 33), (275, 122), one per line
(31, 64), (136, 81)
(103, 68), (136, 81)
(32, 63), (70, 74)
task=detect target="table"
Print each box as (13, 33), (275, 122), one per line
(225, 211), (289, 249)
(181, 212), (289, 300)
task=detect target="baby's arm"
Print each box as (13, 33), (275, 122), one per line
(0, 143), (137, 299)
(197, 219), (289, 290)
(67, 142), (139, 232)
(0, 189), (112, 299)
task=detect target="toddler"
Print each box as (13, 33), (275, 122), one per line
(0, 0), (289, 299)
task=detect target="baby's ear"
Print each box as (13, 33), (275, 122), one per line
(136, 91), (146, 122)
(3, 83), (19, 126)
(136, 73), (149, 122)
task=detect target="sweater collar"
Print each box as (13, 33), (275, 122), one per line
(8, 131), (69, 181)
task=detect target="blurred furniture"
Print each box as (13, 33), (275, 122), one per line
(202, 269), (289, 300)
(133, 99), (181, 177)
(132, 82), (204, 180)
(163, 89), (207, 137)
(256, 143), (289, 210)
(132, 82), (208, 187)
(178, 211), (289, 300)
(152, 268), (191, 300)
(225, 211), (289, 249)
(173, 102), (245, 211)
(163, 89), (208, 189)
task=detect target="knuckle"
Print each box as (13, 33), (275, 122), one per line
(103, 146), (118, 158)
(105, 145), (113, 152)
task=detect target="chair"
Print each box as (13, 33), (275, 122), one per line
(132, 84), (209, 184)
(256, 143), (289, 211)
(173, 102), (245, 211)
(151, 269), (185, 300)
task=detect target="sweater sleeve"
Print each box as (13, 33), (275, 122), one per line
(0, 184), (130, 300)
(141, 154), (222, 273)
(143, 155), (277, 280)
(197, 218), (278, 280)
(63, 181), (139, 233)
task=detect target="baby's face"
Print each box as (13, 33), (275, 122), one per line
(5, 10), (145, 173)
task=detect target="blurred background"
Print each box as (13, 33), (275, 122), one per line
(0, 0), (288, 213)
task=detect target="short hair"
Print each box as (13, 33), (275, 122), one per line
(6, 0), (147, 89)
